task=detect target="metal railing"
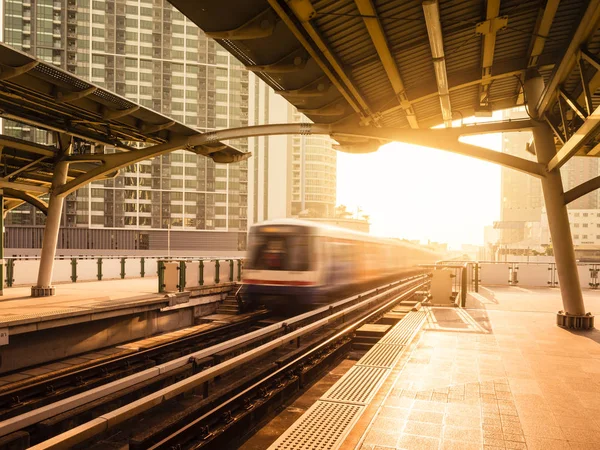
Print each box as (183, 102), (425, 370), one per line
(3, 256), (244, 289)
(157, 258), (244, 293)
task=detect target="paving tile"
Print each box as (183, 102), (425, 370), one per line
(446, 414), (481, 428)
(555, 415), (600, 431)
(503, 433), (525, 443)
(397, 434), (440, 450)
(524, 436), (571, 450)
(413, 400), (445, 412)
(521, 422), (565, 439)
(402, 420), (442, 438)
(559, 427), (600, 443)
(441, 439), (484, 450)
(443, 426), (483, 443)
(408, 410), (444, 424)
(379, 406), (410, 420)
(363, 430), (398, 447)
(503, 440), (526, 449)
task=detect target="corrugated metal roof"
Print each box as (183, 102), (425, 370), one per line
(153, 1), (600, 154)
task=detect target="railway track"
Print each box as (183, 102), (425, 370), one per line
(0, 275), (428, 450)
(0, 310), (272, 423)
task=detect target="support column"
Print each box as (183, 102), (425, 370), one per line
(32, 136), (71, 297)
(525, 69), (594, 329)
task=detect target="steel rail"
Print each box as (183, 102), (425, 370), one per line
(0, 311), (269, 418)
(0, 276), (421, 440)
(148, 280), (426, 450)
(28, 276), (425, 450)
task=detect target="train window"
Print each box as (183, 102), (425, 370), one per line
(247, 231), (311, 271)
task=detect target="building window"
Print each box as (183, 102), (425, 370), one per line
(574, 235), (579, 239)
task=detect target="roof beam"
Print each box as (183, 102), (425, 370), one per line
(476, 0), (507, 108)
(547, 104), (600, 171)
(140, 120), (176, 134)
(536, 0), (600, 116)
(0, 180), (49, 193)
(56, 86), (97, 103)
(204, 8), (276, 40)
(246, 49), (309, 73)
(0, 135), (56, 157)
(423, 0), (453, 127)
(564, 175), (600, 204)
(332, 122), (544, 177)
(2, 188), (48, 214)
(0, 61), (39, 81)
(558, 87), (587, 120)
(266, 0), (365, 119)
(354, 0), (418, 128)
(3, 156), (48, 180)
(103, 106), (140, 121)
(528, 0), (561, 67)
(283, 0), (375, 123)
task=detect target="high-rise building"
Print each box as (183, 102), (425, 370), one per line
(247, 74), (336, 225)
(3, 0), (249, 253)
(496, 107), (542, 245)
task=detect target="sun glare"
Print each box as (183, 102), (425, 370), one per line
(336, 117), (504, 248)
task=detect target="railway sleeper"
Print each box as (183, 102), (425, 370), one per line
(0, 431), (29, 450)
(91, 328), (341, 449)
(0, 359), (155, 423)
(174, 339), (352, 450)
(123, 361), (282, 450)
(30, 363), (192, 444)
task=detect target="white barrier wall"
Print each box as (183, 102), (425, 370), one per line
(578, 265), (594, 288)
(145, 258), (158, 277)
(515, 264), (551, 287)
(480, 263), (511, 285)
(78, 259), (98, 281)
(102, 259), (122, 280)
(186, 262), (200, 287)
(12, 260), (40, 286)
(204, 261), (216, 285)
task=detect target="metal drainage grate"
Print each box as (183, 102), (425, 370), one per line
(321, 365), (388, 405)
(358, 344), (405, 368)
(269, 400), (364, 450)
(380, 310), (426, 345)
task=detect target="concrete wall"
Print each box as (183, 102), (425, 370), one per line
(0, 307), (194, 374)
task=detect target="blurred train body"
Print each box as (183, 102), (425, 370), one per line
(242, 219), (440, 309)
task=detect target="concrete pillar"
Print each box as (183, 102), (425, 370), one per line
(32, 139), (71, 297)
(525, 69), (593, 329)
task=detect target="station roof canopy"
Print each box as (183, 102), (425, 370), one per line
(0, 43), (247, 211)
(170, 0), (600, 154)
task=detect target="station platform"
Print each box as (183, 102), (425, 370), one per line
(271, 286), (600, 450)
(0, 278), (237, 373)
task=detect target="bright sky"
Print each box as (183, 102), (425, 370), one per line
(336, 114), (504, 249)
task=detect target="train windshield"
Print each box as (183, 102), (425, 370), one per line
(247, 227), (311, 271)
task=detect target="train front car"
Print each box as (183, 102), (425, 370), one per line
(242, 221), (321, 310)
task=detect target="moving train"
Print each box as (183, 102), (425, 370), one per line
(241, 219), (441, 309)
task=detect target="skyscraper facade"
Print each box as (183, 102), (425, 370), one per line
(3, 0), (249, 253)
(497, 107), (542, 245)
(247, 74), (336, 225)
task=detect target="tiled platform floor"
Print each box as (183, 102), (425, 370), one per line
(342, 287), (600, 450)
